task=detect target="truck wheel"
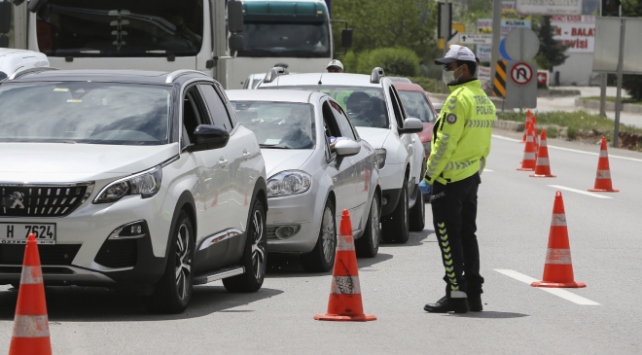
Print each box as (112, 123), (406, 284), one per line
(301, 200), (336, 273)
(223, 199), (267, 292)
(356, 194), (380, 258)
(382, 183), (410, 244)
(147, 210), (194, 314)
(409, 186), (425, 231)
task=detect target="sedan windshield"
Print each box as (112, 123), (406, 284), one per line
(398, 90), (436, 123)
(231, 101), (315, 149)
(264, 85), (389, 129)
(0, 82), (171, 145)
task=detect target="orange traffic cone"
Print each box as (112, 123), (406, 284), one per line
(517, 123), (537, 171)
(531, 192), (586, 288)
(314, 210), (376, 322)
(9, 234), (52, 355)
(530, 128), (556, 178)
(588, 136), (619, 192)
(521, 110), (532, 143)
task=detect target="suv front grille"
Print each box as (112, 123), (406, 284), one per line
(0, 184), (92, 217)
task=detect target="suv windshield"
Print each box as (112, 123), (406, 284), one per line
(264, 85), (389, 129)
(398, 90), (436, 123)
(231, 101), (315, 149)
(0, 82), (171, 145)
(35, 0), (204, 57)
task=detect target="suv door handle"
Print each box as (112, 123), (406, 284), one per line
(242, 149), (251, 159)
(218, 157), (228, 167)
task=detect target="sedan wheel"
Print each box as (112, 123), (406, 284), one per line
(356, 194), (380, 258)
(301, 200), (336, 273)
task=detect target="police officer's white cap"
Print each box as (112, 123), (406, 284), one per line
(434, 45), (478, 64)
(326, 59), (344, 70)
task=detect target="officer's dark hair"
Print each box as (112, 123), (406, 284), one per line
(456, 60), (477, 77)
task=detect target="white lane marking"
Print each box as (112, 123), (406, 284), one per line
(493, 133), (642, 162)
(495, 269), (600, 306)
(483, 169), (494, 173)
(548, 185), (613, 199)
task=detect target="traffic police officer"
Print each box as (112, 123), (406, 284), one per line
(421, 45), (494, 313)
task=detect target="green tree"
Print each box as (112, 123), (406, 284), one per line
(534, 16), (569, 72)
(331, 0), (437, 63)
(622, 0), (642, 100)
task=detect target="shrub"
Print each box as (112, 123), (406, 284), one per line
(356, 47), (419, 77)
(546, 126), (559, 138)
(566, 126), (578, 140)
(339, 51), (358, 74)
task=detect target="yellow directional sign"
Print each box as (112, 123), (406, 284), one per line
(439, 23), (466, 49)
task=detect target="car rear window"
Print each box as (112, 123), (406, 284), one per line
(398, 90), (436, 123)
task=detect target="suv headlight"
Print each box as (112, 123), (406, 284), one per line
(267, 170), (312, 197)
(94, 166), (162, 204)
(375, 149), (386, 169)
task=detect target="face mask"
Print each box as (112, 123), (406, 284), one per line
(442, 65), (462, 85)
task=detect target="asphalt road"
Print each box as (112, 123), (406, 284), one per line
(1, 129), (641, 354)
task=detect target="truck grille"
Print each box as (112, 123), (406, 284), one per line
(0, 184), (93, 217)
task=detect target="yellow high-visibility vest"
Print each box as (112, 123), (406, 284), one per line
(425, 79), (495, 185)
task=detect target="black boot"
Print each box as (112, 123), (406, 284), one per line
(467, 294), (483, 312)
(424, 296), (469, 313)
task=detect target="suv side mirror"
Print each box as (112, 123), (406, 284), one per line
(399, 117), (423, 134)
(190, 125), (230, 151)
(229, 33), (244, 52)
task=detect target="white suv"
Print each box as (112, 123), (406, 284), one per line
(0, 69), (268, 313)
(259, 67), (426, 242)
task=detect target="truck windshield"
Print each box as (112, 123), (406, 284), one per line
(35, 0), (204, 57)
(239, 23), (330, 58)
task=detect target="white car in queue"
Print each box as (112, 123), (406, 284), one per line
(0, 69), (268, 314)
(258, 67), (426, 244)
(226, 89), (382, 272)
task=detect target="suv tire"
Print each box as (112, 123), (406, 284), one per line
(382, 183), (410, 244)
(223, 199), (267, 292)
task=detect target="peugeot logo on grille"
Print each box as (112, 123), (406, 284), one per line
(3, 191), (26, 209)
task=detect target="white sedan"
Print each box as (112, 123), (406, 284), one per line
(227, 89), (382, 272)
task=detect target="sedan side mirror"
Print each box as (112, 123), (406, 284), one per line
(190, 124), (230, 151)
(399, 117), (423, 134)
(333, 139), (361, 157)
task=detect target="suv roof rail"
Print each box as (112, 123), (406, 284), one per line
(166, 69), (210, 84)
(370, 67), (385, 84)
(7, 67), (59, 81)
(262, 66), (289, 84)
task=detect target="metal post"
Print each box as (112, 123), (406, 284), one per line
(599, 73), (607, 116)
(613, 18), (625, 148)
(489, 0), (502, 93)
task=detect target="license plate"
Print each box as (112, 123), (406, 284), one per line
(0, 223), (56, 245)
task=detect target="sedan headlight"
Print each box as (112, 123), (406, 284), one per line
(375, 148), (386, 169)
(267, 170), (312, 197)
(94, 166), (162, 204)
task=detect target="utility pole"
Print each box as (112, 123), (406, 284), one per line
(441, 0), (450, 93)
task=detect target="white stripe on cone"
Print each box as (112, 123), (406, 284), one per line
(550, 213), (567, 226)
(336, 234), (355, 251)
(545, 248), (572, 264)
(596, 170), (611, 179)
(20, 266), (43, 285)
(12, 315), (50, 338)
(536, 157), (550, 165)
(330, 276), (361, 294)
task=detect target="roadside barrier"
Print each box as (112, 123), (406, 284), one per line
(588, 136), (619, 192)
(517, 123), (537, 171)
(530, 128), (556, 178)
(314, 210), (376, 322)
(531, 191), (586, 288)
(9, 234), (52, 355)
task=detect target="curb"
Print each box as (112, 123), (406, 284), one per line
(574, 98), (642, 114)
(494, 119), (524, 132)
